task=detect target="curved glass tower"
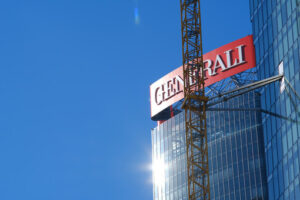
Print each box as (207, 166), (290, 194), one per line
(250, 0), (300, 199)
(151, 91), (268, 200)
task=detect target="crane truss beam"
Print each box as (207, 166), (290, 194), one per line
(180, 0), (210, 199)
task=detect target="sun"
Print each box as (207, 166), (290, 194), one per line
(152, 157), (167, 186)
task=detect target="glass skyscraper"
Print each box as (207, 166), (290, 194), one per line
(151, 92), (268, 200)
(250, 0), (300, 199)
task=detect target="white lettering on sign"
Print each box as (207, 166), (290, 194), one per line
(155, 75), (184, 105)
(154, 44), (246, 106)
(224, 45), (246, 70)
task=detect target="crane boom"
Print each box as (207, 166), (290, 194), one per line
(180, 0), (210, 199)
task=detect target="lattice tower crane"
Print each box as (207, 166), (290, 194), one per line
(180, 0), (210, 199)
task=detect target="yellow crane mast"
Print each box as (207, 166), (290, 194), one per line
(180, 0), (210, 199)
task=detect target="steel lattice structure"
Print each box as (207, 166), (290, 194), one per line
(180, 0), (210, 199)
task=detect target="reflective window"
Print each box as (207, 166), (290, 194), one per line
(151, 92), (268, 199)
(250, 0), (300, 199)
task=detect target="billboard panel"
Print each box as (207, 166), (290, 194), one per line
(150, 35), (256, 118)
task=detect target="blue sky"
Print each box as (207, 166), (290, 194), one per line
(0, 1), (251, 199)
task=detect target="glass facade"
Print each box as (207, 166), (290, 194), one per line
(250, 0), (300, 199)
(151, 92), (268, 200)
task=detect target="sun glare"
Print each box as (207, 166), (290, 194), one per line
(152, 157), (167, 186)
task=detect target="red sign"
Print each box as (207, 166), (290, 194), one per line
(150, 35), (256, 118)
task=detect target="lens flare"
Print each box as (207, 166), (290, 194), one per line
(134, 7), (140, 25)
